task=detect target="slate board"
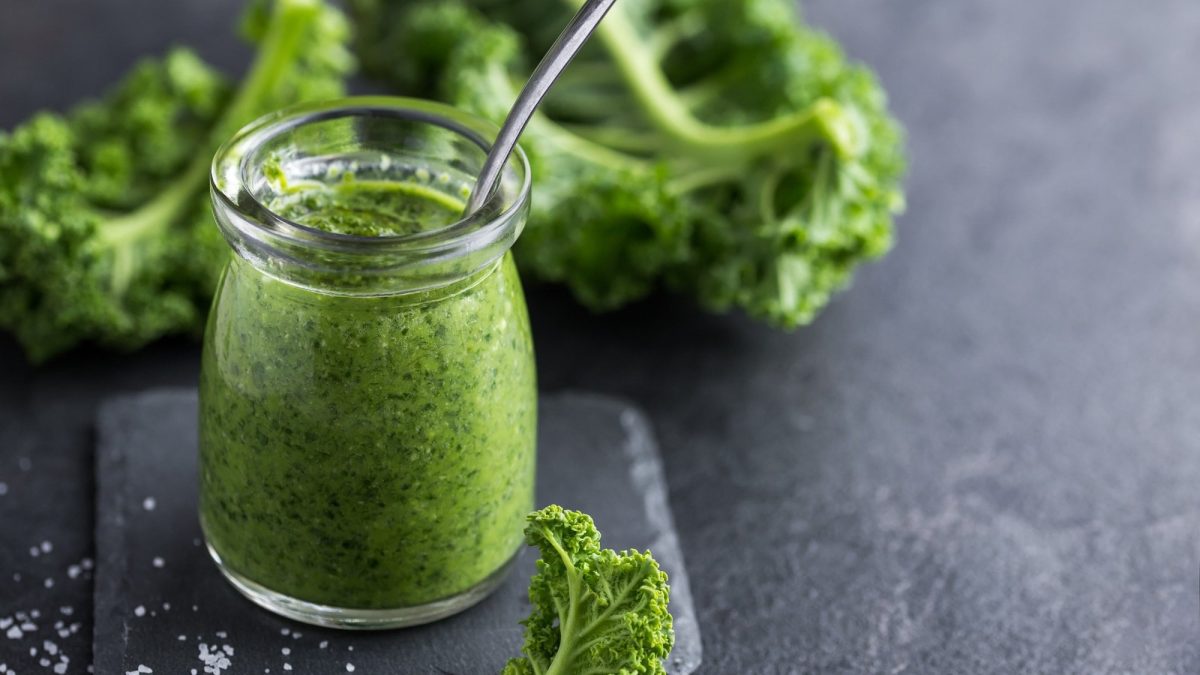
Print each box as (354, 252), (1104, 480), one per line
(94, 389), (701, 675)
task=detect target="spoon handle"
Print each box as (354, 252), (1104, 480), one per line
(464, 0), (619, 215)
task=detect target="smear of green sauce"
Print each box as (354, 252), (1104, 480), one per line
(199, 179), (536, 609)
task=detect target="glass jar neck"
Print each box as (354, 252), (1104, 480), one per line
(210, 97), (530, 297)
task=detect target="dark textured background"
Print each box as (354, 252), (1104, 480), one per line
(2, 1), (1200, 673)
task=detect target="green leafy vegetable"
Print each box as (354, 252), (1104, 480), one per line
(0, 0), (352, 361)
(353, 0), (906, 327)
(501, 505), (674, 675)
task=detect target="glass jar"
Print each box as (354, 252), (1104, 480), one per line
(200, 97), (535, 629)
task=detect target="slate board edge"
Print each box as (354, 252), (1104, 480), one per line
(93, 391), (173, 675)
(554, 390), (704, 673)
(93, 387), (702, 672)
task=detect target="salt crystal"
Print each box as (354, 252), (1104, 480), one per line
(44, 578), (54, 588)
(179, 635), (187, 641)
(283, 665), (292, 672)
(281, 648), (290, 656)
(280, 628), (290, 636)
(5, 626), (20, 639)
(54, 662), (68, 674)
(142, 497), (156, 511)
(198, 642), (234, 674)
(43, 640), (57, 655)
(152, 557), (165, 569)
(40, 541), (52, 554)
(346, 664), (355, 672)
(18, 457), (31, 471)
(133, 606), (146, 618)
(163, 603), (171, 611)
(30, 547), (39, 557)
(215, 631), (227, 639)
(60, 607), (73, 616)
(81, 558), (94, 570)
(0, 482), (8, 495)
(0, 619), (10, 629)
(319, 641), (328, 649)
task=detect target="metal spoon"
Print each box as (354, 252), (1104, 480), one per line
(464, 0), (619, 215)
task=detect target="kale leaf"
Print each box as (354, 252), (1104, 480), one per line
(0, 0), (352, 361)
(354, 0), (906, 327)
(502, 506), (674, 675)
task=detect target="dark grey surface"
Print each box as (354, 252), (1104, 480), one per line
(2, 0), (1200, 673)
(92, 390), (699, 675)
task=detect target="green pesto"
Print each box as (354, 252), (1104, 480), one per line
(265, 178), (467, 236)
(198, 182), (536, 609)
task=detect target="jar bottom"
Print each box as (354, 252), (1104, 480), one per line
(205, 542), (519, 630)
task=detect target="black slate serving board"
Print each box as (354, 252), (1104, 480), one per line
(93, 389), (701, 675)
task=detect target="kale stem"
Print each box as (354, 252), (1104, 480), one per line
(95, 0), (320, 291)
(665, 163), (746, 194)
(559, 123), (665, 154)
(541, 526), (583, 675)
(581, 0), (860, 160)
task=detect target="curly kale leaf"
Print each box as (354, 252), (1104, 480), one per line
(354, 0), (906, 327)
(0, 0), (352, 362)
(501, 506), (674, 675)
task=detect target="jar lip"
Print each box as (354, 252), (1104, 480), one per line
(210, 96), (531, 255)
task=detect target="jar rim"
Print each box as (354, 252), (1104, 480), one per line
(210, 96), (531, 257)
